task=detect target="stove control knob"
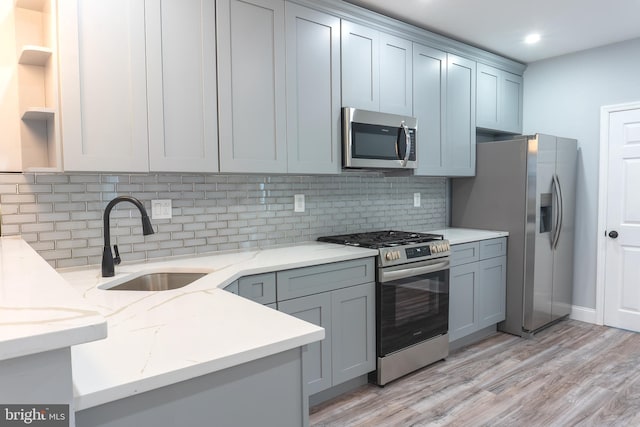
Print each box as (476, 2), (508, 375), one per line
(385, 250), (401, 260)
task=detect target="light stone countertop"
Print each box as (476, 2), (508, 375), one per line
(427, 228), (509, 245)
(0, 236), (107, 361)
(59, 242), (378, 411)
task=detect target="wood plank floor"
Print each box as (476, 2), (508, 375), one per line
(310, 320), (640, 426)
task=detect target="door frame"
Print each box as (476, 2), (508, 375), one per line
(595, 101), (640, 325)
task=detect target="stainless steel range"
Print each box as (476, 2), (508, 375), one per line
(318, 231), (450, 385)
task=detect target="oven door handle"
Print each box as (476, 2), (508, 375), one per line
(379, 259), (450, 283)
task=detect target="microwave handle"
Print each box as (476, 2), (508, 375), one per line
(400, 121), (411, 167)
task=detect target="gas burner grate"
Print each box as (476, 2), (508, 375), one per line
(318, 230), (444, 249)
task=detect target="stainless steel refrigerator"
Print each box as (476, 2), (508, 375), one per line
(451, 134), (577, 336)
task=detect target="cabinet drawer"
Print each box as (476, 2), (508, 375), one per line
(277, 258), (375, 301)
(450, 242), (480, 267)
(238, 273), (276, 305)
(479, 237), (507, 260)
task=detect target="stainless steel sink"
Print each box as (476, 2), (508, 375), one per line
(105, 272), (209, 291)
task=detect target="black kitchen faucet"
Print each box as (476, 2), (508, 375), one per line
(102, 196), (154, 277)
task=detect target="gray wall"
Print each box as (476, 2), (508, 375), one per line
(0, 172), (446, 269)
(522, 37), (640, 309)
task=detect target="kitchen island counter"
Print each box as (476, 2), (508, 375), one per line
(60, 242), (377, 411)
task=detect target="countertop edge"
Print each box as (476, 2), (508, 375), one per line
(73, 327), (325, 411)
(0, 237), (108, 361)
(427, 228), (509, 245)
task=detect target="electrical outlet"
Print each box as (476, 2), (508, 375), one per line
(151, 199), (172, 219)
(294, 194), (305, 212)
(413, 193), (421, 207)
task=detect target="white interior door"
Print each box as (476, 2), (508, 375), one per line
(603, 107), (640, 331)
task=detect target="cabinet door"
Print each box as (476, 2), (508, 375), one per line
(413, 43), (446, 176)
(449, 263), (479, 341)
(445, 54), (476, 176)
(478, 256), (507, 329)
(217, 0), (287, 173)
(238, 273), (277, 305)
(341, 20), (379, 111)
(476, 63), (500, 131)
(224, 280), (239, 294)
(501, 71), (523, 134)
(331, 282), (375, 385)
(285, 4), (340, 174)
(476, 63), (523, 134)
(146, 0), (218, 172)
(278, 292), (332, 395)
(379, 32), (412, 116)
(58, 0), (149, 172)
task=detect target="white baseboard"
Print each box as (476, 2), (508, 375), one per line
(570, 305), (598, 324)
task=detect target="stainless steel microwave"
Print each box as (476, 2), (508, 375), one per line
(342, 107), (417, 169)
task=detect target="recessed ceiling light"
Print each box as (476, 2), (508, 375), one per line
(524, 33), (541, 44)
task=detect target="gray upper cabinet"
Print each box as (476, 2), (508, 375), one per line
(285, 4), (341, 174)
(146, 0), (219, 173)
(416, 51), (476, 176)
(379, 32), (413, 116)
(217, 0), (287, 173)
(341, 20), (412, 115)
(413, 43), (446, 176)
(58, 0), (149, 172)
(341, 20), (379, 111)
(476, 63), (523, 134)
(445, 54), (476, 176)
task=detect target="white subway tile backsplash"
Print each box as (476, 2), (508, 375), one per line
(0, 172), (447, 268)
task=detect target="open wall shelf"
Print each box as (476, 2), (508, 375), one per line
(18, 45), (52, 65)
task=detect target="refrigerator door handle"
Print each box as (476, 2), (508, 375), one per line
(551, 174), (561, 249)
(555, 174), (564, 250)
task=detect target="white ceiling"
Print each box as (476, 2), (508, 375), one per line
(345, 0), (640, 63)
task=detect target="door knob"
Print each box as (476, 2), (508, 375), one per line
(608, 230), (619, 239)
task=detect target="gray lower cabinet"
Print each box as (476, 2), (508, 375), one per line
(238, 273), (277, 305)
(329, 283), (375, 385)
(449, 238), (507, 342)
(223, 273), (277, 306)
(222, 258), (376, 397)
(278, 292), (332, 395)
(277, 258), (376, 396)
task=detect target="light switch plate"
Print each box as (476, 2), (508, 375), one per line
(151, 199), (172, 219)
(414, 193), (421, 207)
(294, 194), (305, 212)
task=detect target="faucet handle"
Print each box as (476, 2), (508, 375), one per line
(113, 245), (121, 265)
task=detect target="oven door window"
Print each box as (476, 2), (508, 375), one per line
(378, 269), (449, 356)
